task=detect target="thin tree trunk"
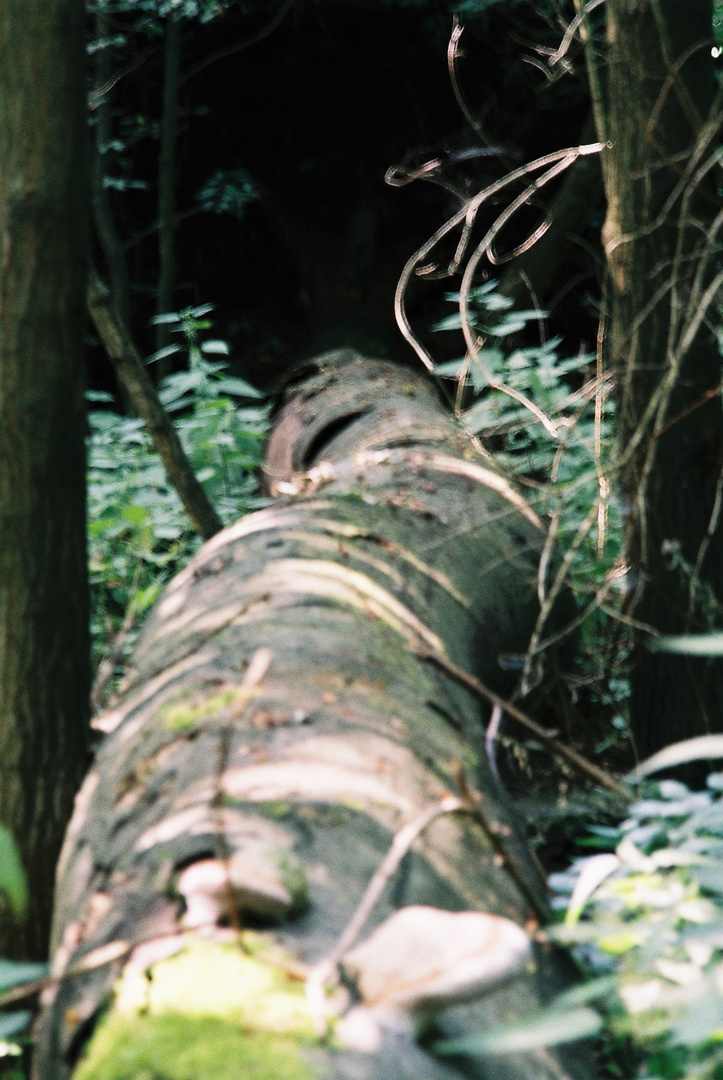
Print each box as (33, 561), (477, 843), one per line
(35, 354), (596, 1080)
(92, 13), (133, 334)
(0, 0), (90, 958)
(91, 12), (136, 415)
(580, 0), (723, 758)
(87, 266), (224, 540)
(155, 15), (182, 379)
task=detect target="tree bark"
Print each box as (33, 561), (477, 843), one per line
(90, 10), (136, 417)
(91, 12), (134, 339)
(34, 354), (594, 1080)
(0, 0), (90, 958)
(581, 0), (723, 758)
(155, 14), (182, 379)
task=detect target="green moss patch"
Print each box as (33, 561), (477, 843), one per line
(73, 939), (316, 1080)
(158, 687), (259, 732)
(74, 1013), (314, 1080)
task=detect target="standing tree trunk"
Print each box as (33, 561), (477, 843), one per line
(0, 0), (90, 958)
(580, 0), (723, 757)
(155, 14), (182, 380)
(34, 354), (594, 1080)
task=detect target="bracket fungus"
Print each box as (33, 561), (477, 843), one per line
(177, 843), (307, 928)
(336, 905), (532, 1051)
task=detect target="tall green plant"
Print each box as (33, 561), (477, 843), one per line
(88, 305), (268, 684)
(548, 759), (723, 1080)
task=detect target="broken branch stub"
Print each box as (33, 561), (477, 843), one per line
(34, 352), (591, 1080)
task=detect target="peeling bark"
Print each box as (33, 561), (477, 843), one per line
(35, 353), (592, 1080)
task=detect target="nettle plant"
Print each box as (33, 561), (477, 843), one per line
(88, 304), (268, 675)
(439, 747), (723, 1076)
(550, 753), (723, 1080)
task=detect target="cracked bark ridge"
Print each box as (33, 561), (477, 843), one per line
(34, 352), (591, 1080)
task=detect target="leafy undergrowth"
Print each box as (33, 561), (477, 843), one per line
(88, 305), (269, 701)
(432, 749), (723, 1079)
(548, 763), (723, 1080)
(434, 282), (633, 801)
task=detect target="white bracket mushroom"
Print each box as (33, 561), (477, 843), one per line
(335, 905), (532, 1052)
(176, 843), (307, 928)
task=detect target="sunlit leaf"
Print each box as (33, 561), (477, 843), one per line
(630, 737), (723, 780)
(598, 930), (645, 954)
(649, 633), (723, 656)
(0, 960), (47, 993)
(146, 344), (182, 364)
(0, 1012), (31, 1040)
(214, 377), (264, 399)
(553, 976), (618, 1008)
(435, 1006), (603, 1056)
(565, 854), (620, 925)
(200, 340), (230, 355)
(186, 303), (214, 318)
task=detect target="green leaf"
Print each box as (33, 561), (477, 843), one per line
(150, 312), (181, 326)
(650, 632), (723, 656)
(629, 736), (723, 780)
(186, 303), (215, 318)
(0, 1011), (32, 1039)
(0, 960), (47, 993)
(214, 377), (263, 399)
(435, 1006), (603, 1056)
(566, 853), (620, 924)
(146, 344), (182, 364)
(553, 976), (618, 1008)
(0, 827), (27, 919)
(200, 340), (230, 355)
(122, 505), (148, 528)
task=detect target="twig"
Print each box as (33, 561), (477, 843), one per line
(92, 602), (139, 714)
(453, 766), (552, 922)
(485, 703), (502, 782)
(305, 795), (464, 1036)
(447, 17), (515, 168)
(0, 938), (136, 1010)
(88, 46), (155, 110)
(390, 142), (604, 373)
(414, 647), (629, 798)
(521, 500), (600, 694)
(548, 0), (606, 70)
(458, 156), (580, 440)
(182, 0), (298, 83)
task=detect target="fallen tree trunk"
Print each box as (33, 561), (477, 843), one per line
(35, 352), (592, 1080)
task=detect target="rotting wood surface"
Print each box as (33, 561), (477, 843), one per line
(34, 352), (593, 1080)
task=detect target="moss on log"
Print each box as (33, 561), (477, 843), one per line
(34, 353), (591, 1080)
